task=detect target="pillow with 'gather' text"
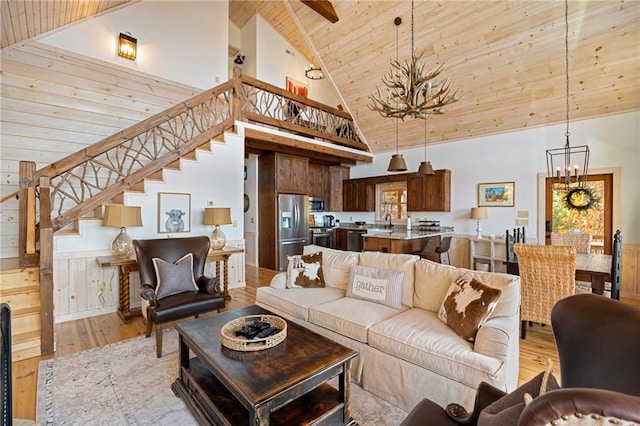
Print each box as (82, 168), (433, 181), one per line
(438, 273), (502, 342)
(346, 265), (404, 309)
(152, 253), (198, 299)
(286, 252), (325, 288)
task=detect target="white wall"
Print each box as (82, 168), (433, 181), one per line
(39, 1), (228, 89)
(240, 14), (340, 107)
(344, 111), (640, 244)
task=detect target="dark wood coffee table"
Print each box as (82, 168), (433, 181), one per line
(171, 305), (357, 425)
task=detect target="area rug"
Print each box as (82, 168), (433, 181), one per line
(36, 328), (407, 425)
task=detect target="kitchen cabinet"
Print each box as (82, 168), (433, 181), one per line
(406, 169), (451, 212)
(343, 178), (375, 212)
(328, 166), (349, 212)
(308, 162), (329, 198)
(274, 153), (308, 194)
(333, 228), (349, 251)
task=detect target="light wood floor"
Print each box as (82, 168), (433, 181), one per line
(11, 265), (638, 421)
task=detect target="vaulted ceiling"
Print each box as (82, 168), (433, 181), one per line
(2, 0), (639, 155)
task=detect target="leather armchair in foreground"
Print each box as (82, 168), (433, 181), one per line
(133, 236), (226, 357)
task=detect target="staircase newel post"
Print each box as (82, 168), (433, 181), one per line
(18, 161), (39, 267)
(232, 66), (243, 121)
(38, 176), (55, 355)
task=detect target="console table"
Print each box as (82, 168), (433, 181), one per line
(97, 246), (244, 323)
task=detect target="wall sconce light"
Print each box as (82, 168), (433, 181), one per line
(118, 32), (137, 60)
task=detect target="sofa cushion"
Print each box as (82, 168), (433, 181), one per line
(413, 259), (459, 312)
(309, 297), (404, 343)
(304, 245), (359, 290)
(368, 308), (503, 388)
(255, 287), (344, 321)
(438, 273), (502, 342)
(286, 252), (325, 288)
(359, 251), (419, 308)
(457, 268), (521, 320)
(152, 253), (198, 299)
(346, 265), (404, 309)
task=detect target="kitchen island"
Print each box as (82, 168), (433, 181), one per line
(362, 227), (454, 254)
(333, 224), (453, 254)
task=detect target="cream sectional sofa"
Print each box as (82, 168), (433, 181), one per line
(255, 245), (521, 412)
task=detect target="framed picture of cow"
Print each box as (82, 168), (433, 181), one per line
(158, 192), (191, 233)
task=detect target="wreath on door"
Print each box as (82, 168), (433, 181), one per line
(564, 187), (600, 211)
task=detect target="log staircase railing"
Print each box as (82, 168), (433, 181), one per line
(13, 67), (366, 355)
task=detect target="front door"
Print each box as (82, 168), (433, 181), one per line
(544, 173), (613, 254)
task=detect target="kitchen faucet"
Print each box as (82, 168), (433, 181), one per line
(385, 213), (393, 229)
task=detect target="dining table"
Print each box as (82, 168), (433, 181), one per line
(504, 252), (613, 295)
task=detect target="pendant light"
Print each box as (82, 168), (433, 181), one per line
(418, 117), (435, 175)
(387, 17), (408, 173)
(545, 0), (589, 190)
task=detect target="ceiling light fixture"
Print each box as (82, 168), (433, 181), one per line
(545, 0), (589, 190)
(418, 117), (435, 175)
(369, 0), (460, 120)
(305, 65), (325, 80)
(387, 17), (407, 172)
(117, 32), (137, 61)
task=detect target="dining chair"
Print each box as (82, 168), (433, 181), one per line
(513, 244), (576, 339)
(609, 229), (622, 300)
(550, 231), (592, 254)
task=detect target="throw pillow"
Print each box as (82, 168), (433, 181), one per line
(346, 265), (404, 309)
(438, 273), (502, 342)
(286, 252), (325, 288)
(477, 370), (560, 426)
(152, 253), (199, 299)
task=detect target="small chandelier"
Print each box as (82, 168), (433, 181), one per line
(305, 65), (325, 80)
(545, 0), (589, 190)
(418, 117), (435, 175)
(369, 1), (460, 120)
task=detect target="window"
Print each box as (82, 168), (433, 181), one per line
(376, 183), (407, 221)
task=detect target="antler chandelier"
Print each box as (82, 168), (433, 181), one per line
(369, 0), (460, 120)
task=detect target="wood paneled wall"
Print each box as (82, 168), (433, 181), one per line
(0, 42), (199, 258)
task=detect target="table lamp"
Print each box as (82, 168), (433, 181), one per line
(470, 207), (488, 239)
(102, 204), (143, 258)
(204, 207), (232, 250)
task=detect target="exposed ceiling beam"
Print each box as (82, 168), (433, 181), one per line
(300, 0), (339, 23)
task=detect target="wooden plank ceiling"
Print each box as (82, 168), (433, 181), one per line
(2, 0), (639, 155)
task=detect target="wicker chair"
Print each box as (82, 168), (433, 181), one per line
(550, 231), (592, 254)
(513, 244), (576, 339)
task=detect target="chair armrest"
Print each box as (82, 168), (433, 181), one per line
(445, 382), (507, 425)
(197, 275), (221, 295)
(519, 388), (640, 425)
(140, 284), (157, 306)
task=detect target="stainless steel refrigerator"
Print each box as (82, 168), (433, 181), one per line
(278, 194), (309, 270)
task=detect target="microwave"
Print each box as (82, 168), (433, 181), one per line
(309, 197), (326, 212)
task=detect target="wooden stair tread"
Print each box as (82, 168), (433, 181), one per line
(0, 283), (40, 296)
(12, 329), (41, 342)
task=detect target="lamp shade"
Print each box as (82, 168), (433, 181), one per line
(102, 205), (143, 228)
(203, 207), (232, 225)
(418, 161), (435, 175)
(470, 207), (488, 220)
(387, 154), (408, 172)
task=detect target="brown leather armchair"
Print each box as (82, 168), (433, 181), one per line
(133, 236), (226, 357)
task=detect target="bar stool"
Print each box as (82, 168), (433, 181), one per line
(435, 236), (452, 265)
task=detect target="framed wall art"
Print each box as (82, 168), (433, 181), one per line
(158, 192), (191, 233)
(478, 182), (515, 207)
(285, 76), (308, 97)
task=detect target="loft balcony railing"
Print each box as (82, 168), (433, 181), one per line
(12, 67), (368, 355)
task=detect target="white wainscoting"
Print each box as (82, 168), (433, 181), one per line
(244, 232), (258, 266)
